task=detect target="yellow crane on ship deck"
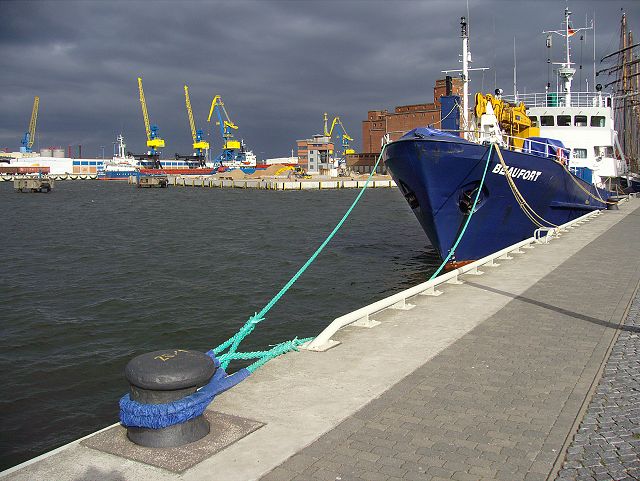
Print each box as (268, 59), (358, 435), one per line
(474, 92), (539, 147)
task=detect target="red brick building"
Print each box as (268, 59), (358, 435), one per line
(361, 78), (463, 154)
(347, 78), (462, 173)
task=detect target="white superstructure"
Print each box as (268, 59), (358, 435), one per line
(521, 91), (624, 186)
(504, 8), (625, 188)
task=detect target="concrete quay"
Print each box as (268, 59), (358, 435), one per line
(2, 198), (639, 481)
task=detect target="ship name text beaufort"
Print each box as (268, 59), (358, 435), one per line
(492, 164), (543, 182)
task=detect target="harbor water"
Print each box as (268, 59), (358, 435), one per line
(0, 181), (438, 470)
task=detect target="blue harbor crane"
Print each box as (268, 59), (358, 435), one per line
(206, 96), (254, 166)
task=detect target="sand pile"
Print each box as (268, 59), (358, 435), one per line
(247, 164), (294, 178)
(217, 169), (246, 180)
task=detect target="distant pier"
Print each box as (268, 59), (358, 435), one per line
(1, 173), (97, 182)
(166, 175), (397, 190)
(133, 174), (169, 188)
(2, 197), (639, 481)
(13, 176), (53, 193)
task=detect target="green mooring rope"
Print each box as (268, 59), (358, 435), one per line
(214, 149), (385, 372)
(428, 143), (494, 280)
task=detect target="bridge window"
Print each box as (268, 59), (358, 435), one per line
(540, 115), (554, 126)
(595, 146), (613, 157)
(557, 115), (571, 126)
(591, 116), (605, 127)
(574, 115), (587, 126)
(529, 116), (538, 127)
(573, 148), (587, 159)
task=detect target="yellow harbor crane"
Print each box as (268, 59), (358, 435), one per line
(137, 77), (165, 156)
(323, 113), (355, 165)
(20, 96), (39, 153)
(183, 85), (209, 157)
(207, 95), (244, 162)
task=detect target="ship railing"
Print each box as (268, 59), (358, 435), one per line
(502, 91), (611, 108)
(383, 129), (573, 161)
(437, 129), (574, 161)
(302, 209), (602, 352)
(487, 132), (573, 160)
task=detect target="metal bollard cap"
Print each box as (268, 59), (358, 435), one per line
(125, 349), (216, 391)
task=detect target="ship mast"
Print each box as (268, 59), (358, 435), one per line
(461, 16), (469, 137)
(544, 7), (591, 107)
(441, 15), (488, 139)
(599, 12), (640, 170)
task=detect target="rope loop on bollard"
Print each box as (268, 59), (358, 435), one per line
(119, 354), (249, 429)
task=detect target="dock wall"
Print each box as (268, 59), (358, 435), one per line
(168, 176), (396, 190)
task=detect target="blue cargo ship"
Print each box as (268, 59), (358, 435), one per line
(384, 128), (611, 266)
(383, 10), (620, 268)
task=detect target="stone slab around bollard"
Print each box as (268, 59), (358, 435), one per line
(124, 349), (216, 448)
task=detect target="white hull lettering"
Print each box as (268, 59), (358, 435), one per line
(491, 163), (542, 182)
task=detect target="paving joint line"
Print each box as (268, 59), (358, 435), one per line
(546, 278), (640, 481)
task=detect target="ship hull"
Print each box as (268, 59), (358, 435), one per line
(383, 135), (612, 265)
(98, 169), (137, 180)
(139, 168), (216, 176)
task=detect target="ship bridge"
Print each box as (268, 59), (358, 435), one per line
(503, 91), (621, 184)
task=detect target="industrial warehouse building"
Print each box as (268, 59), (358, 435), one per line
(347, 77), (463, 174)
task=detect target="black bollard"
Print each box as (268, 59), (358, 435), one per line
(124, 349), (216, 448)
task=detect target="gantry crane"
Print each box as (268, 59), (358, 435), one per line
(20, 96), (40, 153)
(323, 113), (355, 166)
(207, 95), (243, 163)
(176, 85), (210, 166)
(137, 77), (165, 166)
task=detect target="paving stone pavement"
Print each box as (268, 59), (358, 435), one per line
(555, 292), (640, 481)
(260, 208), (640, 481)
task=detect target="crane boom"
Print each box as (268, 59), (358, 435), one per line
(184, 85), (197, 143)
(138, 77), (151, 141)
(20, 96), (39, 152)
(184, 85), (209, 155)
(324, 114), (355, 164)
(326, 115), (353, 141)
(28, 96), (39, 149)
(137, 77), (165, 153)
(207, 95), (240, 151)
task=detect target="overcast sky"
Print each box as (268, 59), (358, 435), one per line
(1, 0), (638, 159)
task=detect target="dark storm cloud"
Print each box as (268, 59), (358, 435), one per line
(1, 0), (638, 158)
